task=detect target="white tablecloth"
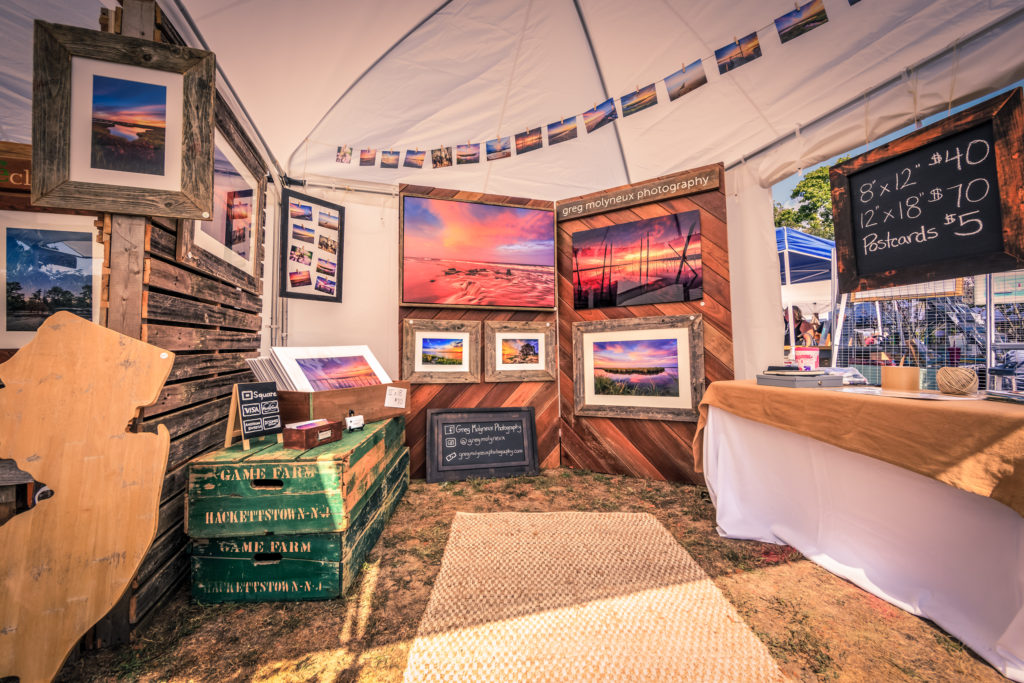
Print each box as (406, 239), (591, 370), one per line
(703, 406), (1024, 681)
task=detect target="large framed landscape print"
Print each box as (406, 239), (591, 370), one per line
(400, 192), (556, 310)
(1, 210), (102, 348)
(572, 210), (702, 309)
(572, 315), (704, 421)
(31, 21), (215, 218)
(176, 95), (267, 291)
(279, 190), (344, 302)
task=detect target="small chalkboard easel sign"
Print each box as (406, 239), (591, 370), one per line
(225, 382), (283, 449)
(830, 88), (1024, 293)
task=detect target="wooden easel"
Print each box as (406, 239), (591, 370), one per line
(224, 383), (283, 449)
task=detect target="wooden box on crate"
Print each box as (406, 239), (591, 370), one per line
(186, 416), (408, 602)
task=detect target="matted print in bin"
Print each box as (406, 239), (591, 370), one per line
(1, 210), (102, 349)
(400, 192), (556, 310)
(279, 189), (344, 302)
(273, 345), (391, 393)
(484, 320), (556, 383)
(572, 210), (702, 309)
(402, 319), (481, 384)
(572, 315), (704, 422)
(31, 21), (215, 218)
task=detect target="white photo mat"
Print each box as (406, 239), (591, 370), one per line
(0, 210), (102, 348)
(494, 331), (545, 371)
(272, 345), (390, 393)
(69, 56), (184, 193)
(581, 327), (693, 410)
(414, 330), (471, 373)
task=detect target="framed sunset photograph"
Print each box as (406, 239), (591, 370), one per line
(32, 21), (215, 218)
(484, 320), (556, 382)
(402, 319), (481, 384)
(176, 93), (267, 292)
(572, 210), (702, 309)
(279, 189), (345, 302)
(1, 210), (102, 349)
(272, 345), (391, 393)
(400, 191), (556, 310)
(572, 315), (704, 421)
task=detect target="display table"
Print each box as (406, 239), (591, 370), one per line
(694, 381), (1024, 681)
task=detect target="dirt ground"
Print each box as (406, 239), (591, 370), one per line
(57, 469), (1004, 682)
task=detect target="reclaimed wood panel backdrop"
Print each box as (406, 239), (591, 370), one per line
(557, 164), (733, 483)
(398, 185), (560, 478)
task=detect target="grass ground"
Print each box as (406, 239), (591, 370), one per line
(57, 469), (1003, 682)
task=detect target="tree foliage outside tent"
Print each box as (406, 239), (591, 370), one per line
(773, 157), (849, 240)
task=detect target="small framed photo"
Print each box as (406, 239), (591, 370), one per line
(176, 94), (267, 293)
(279, 189), (344, 302)
(31, 21), (215, 218)
(1, 209), (102, 349)
(402, 319), (481, 384)
(272, 345), (390, 393)
(573, 315), (704, 422)
(483, 320), (556, 382)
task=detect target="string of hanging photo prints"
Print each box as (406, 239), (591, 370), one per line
(334, 0), (861, 171)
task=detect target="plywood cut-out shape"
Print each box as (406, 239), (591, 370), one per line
(0, 312), (174, 682)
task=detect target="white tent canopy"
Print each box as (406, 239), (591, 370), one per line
(2, 0), (1024, 379)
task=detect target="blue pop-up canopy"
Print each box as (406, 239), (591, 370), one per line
(777, 227), (834, 285)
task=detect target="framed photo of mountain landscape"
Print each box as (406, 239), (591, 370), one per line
(176, 94), (267, 292)
(572, 315), (704, 421)
(400, 191), (556, 310)
(572, 210), (702, 309)
(31, 21), (215, 218)
(279, 189), (344, 302)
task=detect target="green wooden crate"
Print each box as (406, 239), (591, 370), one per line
(187, 416), (405, 538)
(191, 446), (409, 603)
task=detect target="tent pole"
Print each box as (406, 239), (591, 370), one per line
(782, 229), (796, 352)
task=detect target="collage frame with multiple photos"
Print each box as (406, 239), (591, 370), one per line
(176, 93), (267, 293)
(572, 314), (705, 422)
(401, 319), (481, 384)
(483, 320), (556, 383)
(31, 21), (215, 219)
(279, 189), (344, 302)
(399, 190), (557, 312)
(1, 205), (102, 350)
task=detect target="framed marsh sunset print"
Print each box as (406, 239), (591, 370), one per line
(483, 320), (556, 382)
(399, 192), (556, 310)
(32, 21), (215, 218)
(572, 315), (704, 421)
(402, 319), (481, 384)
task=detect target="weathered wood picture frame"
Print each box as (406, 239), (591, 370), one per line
(483, 320), (556, 382)
(425, 407), (539, 483)
(176, 93), (267, 294)
(401, 319), (481, 384)
(572, 314), (704, 422)
(831, 88), (1024, 293)
(31, 21), (215, 218)
(279, 189), (344, 302)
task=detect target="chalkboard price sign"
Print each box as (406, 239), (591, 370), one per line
(426, 407), (539, 483)
(831, 88), (1024, 293)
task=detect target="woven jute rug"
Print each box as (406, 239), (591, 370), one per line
(403, 511), (786, 682)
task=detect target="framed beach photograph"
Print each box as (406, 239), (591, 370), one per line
(572, 315), (704, 422)
(484, 320), (556, 383)
(176, 94), (267, 292)
(272, 345), (391, 393)
(1, 210), (102, 349)
(400, 192), (556, 310)
(402, 319), (481, 384)
(279, 189), (344, 302)
(31, 21), (215, 218)
(572, 210), (702, 309)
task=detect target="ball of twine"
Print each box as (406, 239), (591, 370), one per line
(936, 366), (978, 395)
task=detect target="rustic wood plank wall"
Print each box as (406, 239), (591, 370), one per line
(556, 164), (733, 483)
(398, 185), (560, 477)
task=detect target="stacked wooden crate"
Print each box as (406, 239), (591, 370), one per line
(185, 417), (407, 602)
